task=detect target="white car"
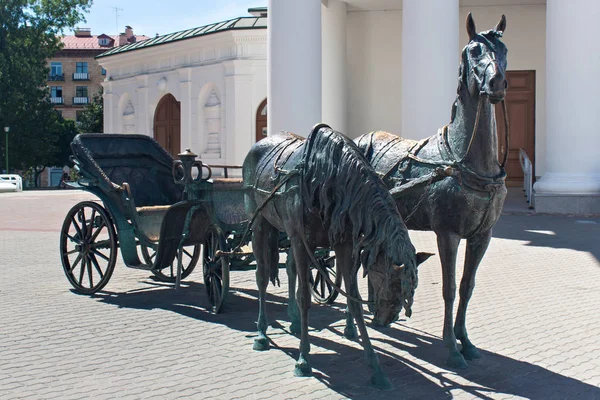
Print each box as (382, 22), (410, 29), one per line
(0, 174), (23, 192)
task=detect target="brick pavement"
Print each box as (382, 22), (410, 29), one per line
(0, 190), (599, 399)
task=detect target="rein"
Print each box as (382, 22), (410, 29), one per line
(445, 94), (509, 169)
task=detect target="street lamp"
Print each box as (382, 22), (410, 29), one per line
(4, 126), (9, 173)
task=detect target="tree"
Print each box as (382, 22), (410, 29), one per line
(0, 0), (92, 173)
(10, 105), (79, 186)
(77, 88), (103, 133)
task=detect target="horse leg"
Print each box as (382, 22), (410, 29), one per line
(290, 237), (313, 377)
(252, 217), (279, 351)
(343, 273), (357, 339)
(454, 229), (492, 360)
(344, 304), (358, 339)
(286, 247), (301, 335)
(437, 232), (468, 369)
(336, 244), (392, 390)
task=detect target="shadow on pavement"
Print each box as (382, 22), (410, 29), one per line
(494, 214), (600, 262)
(92, 279), (599, 399)
(273, 323), (600, 399)
(92, 280), (346, 334)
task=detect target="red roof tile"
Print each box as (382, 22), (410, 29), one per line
(60, 34), (151, 50)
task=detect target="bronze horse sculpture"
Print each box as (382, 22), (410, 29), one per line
(355, 14), (508, 369)
(243, 125), (422, 389)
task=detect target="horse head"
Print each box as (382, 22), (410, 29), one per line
(462, 13), (508, 104)
(369, 251), (434, 327)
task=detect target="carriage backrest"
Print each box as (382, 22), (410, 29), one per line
(71, 133), (183, 207)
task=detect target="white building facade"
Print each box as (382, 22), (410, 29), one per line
(97, 16), (268, 169)
(100, 1), (600, 214)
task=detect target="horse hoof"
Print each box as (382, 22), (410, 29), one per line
(344, 325), (358, 340)
(293, 360), (313, 377)
(290, 322), (301, 336)
(461, 345), (481, 360)
(447, 351), (468, 369)
(371, 373), (393, 390)
(253, 337), (270, 351)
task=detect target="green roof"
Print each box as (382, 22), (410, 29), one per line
(97, 16), (267, 59)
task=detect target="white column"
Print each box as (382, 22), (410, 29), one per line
(136, 75), (149, 135)
(225, 61), (254, 169)
(268, 0), (322, 137)
(179, 69), (193, 152)
(534, 0), (600, 213)
(401, 0), (459, 140)
(322, 0), (347, 134)
(101, 82), (115, 133)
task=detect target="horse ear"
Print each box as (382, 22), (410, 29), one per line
(466, 12), (477, 41)
(416, 252), (435, 266)
(495, 14), (507, 34)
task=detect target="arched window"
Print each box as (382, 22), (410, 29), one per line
(255, 98), (267, 142)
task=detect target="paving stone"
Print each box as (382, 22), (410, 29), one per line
(1, 190), (600, 399)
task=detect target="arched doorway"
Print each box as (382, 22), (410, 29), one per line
(255, 99), (267, 142)
(154, 93), (181, 155)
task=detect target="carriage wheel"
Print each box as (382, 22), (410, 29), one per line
(141, 244), (200, 282)
(60, 201), (117, 294)
(309, 253), (342, 304)
(202, 226), (230, 313)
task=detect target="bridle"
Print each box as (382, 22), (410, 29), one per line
(449, 41), (510, 169)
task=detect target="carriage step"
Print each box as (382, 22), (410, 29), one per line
(215, 250), (254, 257)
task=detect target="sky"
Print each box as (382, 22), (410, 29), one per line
(74, 0), (267, 37)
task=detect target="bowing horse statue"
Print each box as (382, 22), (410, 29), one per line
(243, 124), (424, 389)
(356, 14), (509, 369)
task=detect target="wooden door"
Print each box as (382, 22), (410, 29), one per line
(154, 93), (181, 155)
(496, 71), (535, 187)
(256, 99), (267, 142)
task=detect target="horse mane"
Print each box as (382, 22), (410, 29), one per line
(302, 126), (415, 271)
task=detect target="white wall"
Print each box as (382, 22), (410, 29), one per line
(99, 30), (267, 167)
(346, 10), (402, 138)
(346, 5), (546, 175)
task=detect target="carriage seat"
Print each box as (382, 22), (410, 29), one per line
(212, 177), (244, 191)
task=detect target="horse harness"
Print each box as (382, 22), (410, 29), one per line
(370, 96), (509, 237)
(231, 127), (375, 306)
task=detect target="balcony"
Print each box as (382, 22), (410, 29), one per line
(72, 72), (89, 81)
(73, 97), (89, 105)
(48, 74), (64, 81)
(50, 97), (64, 104)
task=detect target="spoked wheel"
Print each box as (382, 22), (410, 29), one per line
(202, 226), (230, 313)
(60, 201), (117, 294)
(309, 251), (341, 304)
(141, 244), (200, 282)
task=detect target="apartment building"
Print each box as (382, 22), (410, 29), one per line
(48, 26), (148, 120)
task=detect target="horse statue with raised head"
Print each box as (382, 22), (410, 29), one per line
(355, 14), (508, 369)
(243, 124), (425, 389)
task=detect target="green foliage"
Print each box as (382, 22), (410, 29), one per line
(0, 0), (92, 173)
(77, 89), (104, 133)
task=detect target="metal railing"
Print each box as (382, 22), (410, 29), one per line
(73, 72), (89, 80)
(73, 97), (89, 105)
(48, 74), (64, 81)
(519, 148), (533, 206)
(50, 97), (64, 104)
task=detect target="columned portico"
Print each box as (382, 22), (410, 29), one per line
(322, 0), (347, 134)
(534, 0), (600, 214)
(268, 0), (322, 137)
(401, 0), (459, 140)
